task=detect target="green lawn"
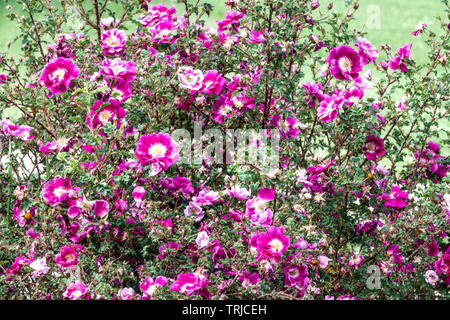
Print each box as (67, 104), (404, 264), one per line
(0, 0), (446, 61)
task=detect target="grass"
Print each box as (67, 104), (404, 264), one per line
(0, 0), (446, 61)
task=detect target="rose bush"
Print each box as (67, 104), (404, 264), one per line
(0, 0), (449, 300)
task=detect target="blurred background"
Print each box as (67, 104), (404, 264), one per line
(0, 0), (446, 63)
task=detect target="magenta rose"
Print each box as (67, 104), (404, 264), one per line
(363, 135), (386, 161)
(86, 99), (126, 135)
(39, 57), (80, 95)
(101, 28), (128, 56)
(135, 133), (180, 174)
(327, 45), (362, 80)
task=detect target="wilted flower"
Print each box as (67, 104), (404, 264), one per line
(63, 281), (89, 300)
(389, 43), (412, 73)
(140, 276), (168, 298)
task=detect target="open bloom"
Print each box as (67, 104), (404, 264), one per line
(178, 67), (204, 91)
(396, 96), (409, 111)
(327, 45), (362, 80)
(39, 137), (72, 155)
(414, 141), (448, 181)
(192, 190), (220, 205)
(92, 200), (109, 218)
(55, 245), (81, 268)
(363, 135), (386, 161)
(101, 29), (127, 56)
(284, 264), (309, 289)
(63, 281), (88, 300)
(217, 9), (245, 33)
(200, 70), (227, 95)
(272, 113), (301, 139)
(317, 92), (345, 123)
(226, 185), (251, 201)
(380, 186), (409, 209)
(100, 58), (137, 83)
(170, 273), (209, 296)
(13, 206), (36, 227)
(86, 99), (126, 135)
(67, 198), (109, 219)
(245, 188), (275, 226)
(160, 175), (194, 195)
(148, 19), (178, 44)
(135, 133), (180, 174)
(250, 226), (290, 263)
(138, 4), (176, 27)
(184, 201), (204, 221)
(302, 81), (325, 108)
(42, 177), (76, 207)
(1, 121), (35, 141)
(39, 57), (79, 95)
(106, 79), (132, 102)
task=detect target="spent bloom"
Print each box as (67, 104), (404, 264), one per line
(354, 37), (379, 65)
(389, 43), (412, 73)
(118, 288), (136, 300)
(424, 270), (439, 286)
(412, 23), (427, 36)
(29, 258), (50, 278)
(140, 276), (168, 299)
(248, 30), (265, 44)
(196, 231), (210, 249)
